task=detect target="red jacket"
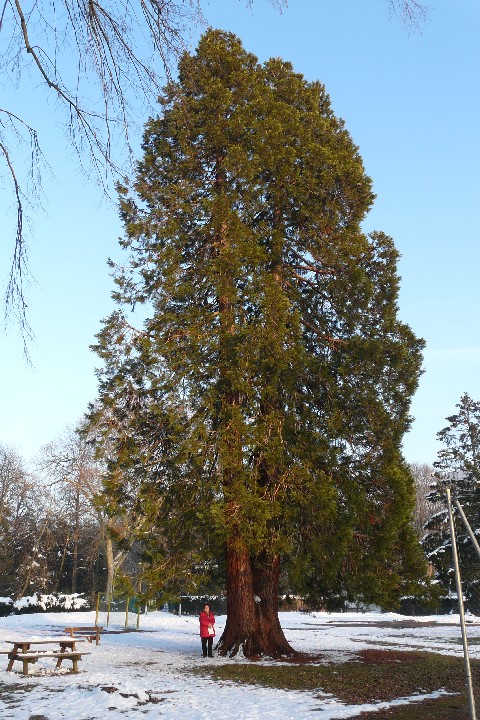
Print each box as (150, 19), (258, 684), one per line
(199, 610), (215, 638)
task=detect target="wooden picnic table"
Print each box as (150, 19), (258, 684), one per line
(5, 637), (89, 675)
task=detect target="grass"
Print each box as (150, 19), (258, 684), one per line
(355, 695), (472, 719)
(191, 650), (480, 719)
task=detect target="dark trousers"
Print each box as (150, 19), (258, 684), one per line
(201, 636), (213, 657)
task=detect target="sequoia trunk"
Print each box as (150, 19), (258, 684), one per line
(217, 539), (296, 658)
(251, 551), (294, 656)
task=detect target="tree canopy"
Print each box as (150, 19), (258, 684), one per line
(2, 0), (427, 336)
(88, 29), (427, 657)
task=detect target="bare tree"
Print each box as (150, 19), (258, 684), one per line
(410, 461), (442, 536)
(36, 422), (144, 596)
(37, 426), (103, 587)
(0, 443), (32, 523)
(0, 442), (49, 596)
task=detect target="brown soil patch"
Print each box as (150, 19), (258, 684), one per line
(355, 648), (413, 663)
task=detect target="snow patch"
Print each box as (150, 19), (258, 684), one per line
(0, 609), (475, 719)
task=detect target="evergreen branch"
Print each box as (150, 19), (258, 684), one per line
(289, 268), (324, 289)
(301, 315), (345, 349)
(290, 263), (335, 276)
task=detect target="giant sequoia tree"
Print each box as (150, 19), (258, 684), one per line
(91, 30), (426, 657)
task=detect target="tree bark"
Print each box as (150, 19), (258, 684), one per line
(105, 532), (115, 599)
(217, 537), (256, 657)
(251, 551), (295, 656)
(72, 488), (80, 593)
(217, 539), (295, 658)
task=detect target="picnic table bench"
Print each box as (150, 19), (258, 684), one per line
(5, 638), (90, 675)
(64, 626), (103, 645)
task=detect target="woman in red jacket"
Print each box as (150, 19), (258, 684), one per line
(199, 603), (215, 657)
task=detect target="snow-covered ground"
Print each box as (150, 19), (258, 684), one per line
(0, 609), (477, 719)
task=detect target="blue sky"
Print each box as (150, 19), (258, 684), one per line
(1, 0), (480, 465)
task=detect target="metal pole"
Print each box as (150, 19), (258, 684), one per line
(454, 499), (480, 563)
(447, 488), (477, 720)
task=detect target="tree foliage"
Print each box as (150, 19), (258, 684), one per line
(2, 0), (427, 336)
(88, 29), (427, 656)
(423, 393), (480, 610)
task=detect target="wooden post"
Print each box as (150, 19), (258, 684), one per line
(106, 591), (112, 628)
(136, 580), (141, 629)
(95, 592), (100, 627)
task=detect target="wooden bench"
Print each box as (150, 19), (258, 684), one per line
(13, 651), (90, 675)
(64, 626), (103, 645)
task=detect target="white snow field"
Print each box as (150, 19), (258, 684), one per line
(0, 609), (477, 719)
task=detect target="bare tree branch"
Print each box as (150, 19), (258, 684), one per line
(0, 108), (43, 350)
(2, 0), (206, 339)
(388, 0), (428, 30)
